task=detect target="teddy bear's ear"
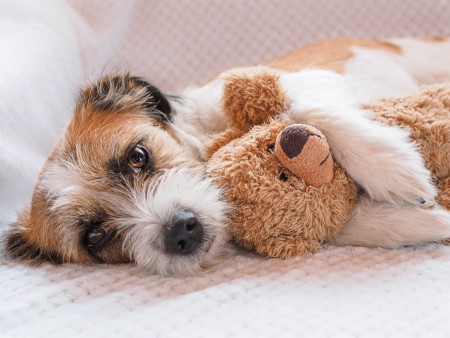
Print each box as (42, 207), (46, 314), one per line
(275, 124), (334, 187)
(205, 128), (246, 158)
(222, 70), (288, 131)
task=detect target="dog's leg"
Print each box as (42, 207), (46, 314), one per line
(280, 69), (436, 207)
(392, 38), (450, 85)
(330, 195), (450, 248)
(344, 38), (450, 103)
(171, 79), (231, 160)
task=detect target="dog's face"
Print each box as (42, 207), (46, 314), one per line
(5, 75), (229, 276)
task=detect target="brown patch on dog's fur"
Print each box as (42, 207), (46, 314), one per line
(423, 36), (448, 43)
(222, 72), (289, 131)
(266, 38), (402, 73)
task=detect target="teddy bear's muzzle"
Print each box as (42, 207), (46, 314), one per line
(275, 124), (334, 187)
(278, 125), (310, 158)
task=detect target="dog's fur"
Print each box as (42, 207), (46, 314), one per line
(5, 37), (450, 276)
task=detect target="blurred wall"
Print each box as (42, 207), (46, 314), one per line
(69, 0), (450, 92)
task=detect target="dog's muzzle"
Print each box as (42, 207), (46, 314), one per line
(164, 210), (204, 255)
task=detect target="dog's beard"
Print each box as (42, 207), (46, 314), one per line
(117, 167), (229, 276)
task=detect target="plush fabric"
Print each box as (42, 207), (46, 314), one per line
(207, 119), (358, 258)
(275, 124), (335, 187)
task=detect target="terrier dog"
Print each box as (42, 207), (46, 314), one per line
(5, 37), (450, 276)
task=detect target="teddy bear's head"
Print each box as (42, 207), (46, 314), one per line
(206, 119), (358, 258)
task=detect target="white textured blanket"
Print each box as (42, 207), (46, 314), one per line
(2, 244), (450, 337)
(1, 1), (450, 337)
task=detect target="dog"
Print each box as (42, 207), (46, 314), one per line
(4, 37), (450, 276)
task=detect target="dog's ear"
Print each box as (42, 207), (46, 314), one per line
(76, 74), (173, 122)
(4, 209), (61, 265)
(128, 76), (174, 122)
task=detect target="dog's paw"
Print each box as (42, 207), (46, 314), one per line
(347, 142), (437, 208)
(367, 171), (437, 208)
(326, 117), (437, 207)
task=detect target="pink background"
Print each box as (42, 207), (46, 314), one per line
(70, 0), (450, 92)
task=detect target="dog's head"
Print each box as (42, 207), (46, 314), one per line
(4, 75), (229, 276)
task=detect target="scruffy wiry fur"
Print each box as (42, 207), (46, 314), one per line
(76, 74), (173, 120)
(4, 74), (229, 276)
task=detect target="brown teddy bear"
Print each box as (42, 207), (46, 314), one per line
(206, 73), (450, 259)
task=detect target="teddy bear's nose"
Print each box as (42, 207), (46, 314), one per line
(279, 125), (310, 158)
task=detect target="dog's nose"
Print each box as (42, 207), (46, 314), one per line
(164, 210), (203, 255)
(279, 125), (310, 158)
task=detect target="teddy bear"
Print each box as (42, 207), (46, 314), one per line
(205, 72), (450, 259)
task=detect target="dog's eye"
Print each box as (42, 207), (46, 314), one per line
(85, 226), (115, 253)
(127, 145), (148, 172)
(87, 228), (106, 246)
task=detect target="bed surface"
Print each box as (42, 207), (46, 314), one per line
(3, 244), (450, 337)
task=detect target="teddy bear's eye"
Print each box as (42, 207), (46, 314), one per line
(279, 172), (288, 181)
(267, 143), (275, 152)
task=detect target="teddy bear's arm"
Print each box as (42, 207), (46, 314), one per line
(254, 235), (321, 259)
(204, 128), (245, 158)
(278, 70), (436, 207)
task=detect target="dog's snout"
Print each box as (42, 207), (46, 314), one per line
(279, 125), (310, 159)
(164, 210), (203, 255)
